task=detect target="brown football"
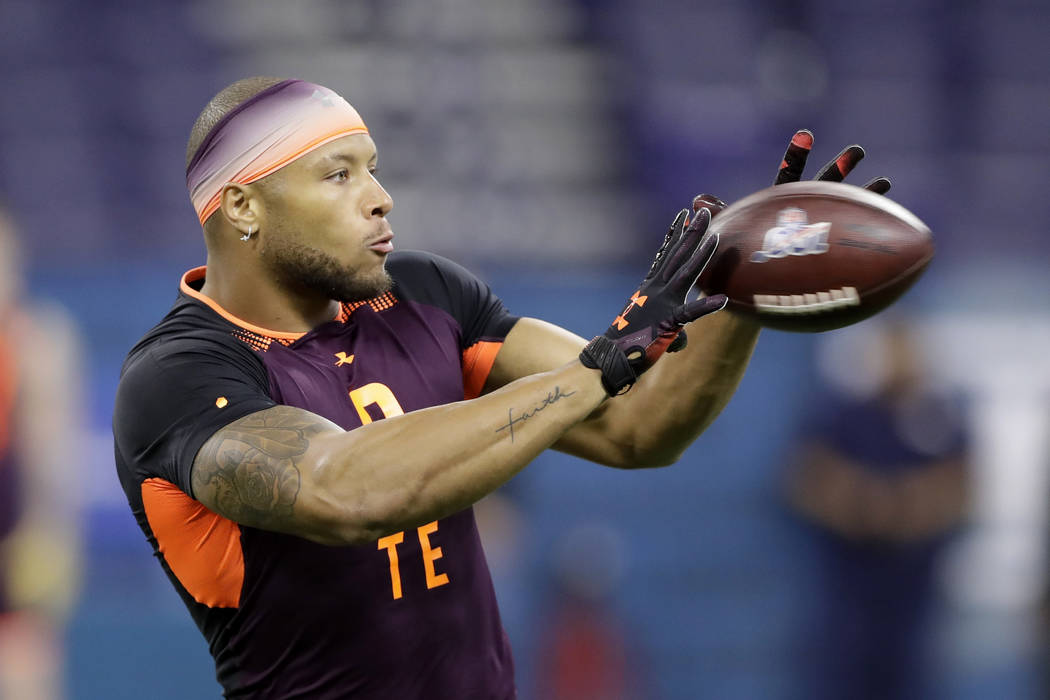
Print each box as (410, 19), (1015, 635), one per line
(697, 181), (934, 332)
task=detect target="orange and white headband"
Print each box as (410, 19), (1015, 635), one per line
(186, 79), (369, 224)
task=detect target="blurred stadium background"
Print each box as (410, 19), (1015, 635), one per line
(1, 0), (1048, 697)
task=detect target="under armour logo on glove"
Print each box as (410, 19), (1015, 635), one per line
(613, 291), (648, 331)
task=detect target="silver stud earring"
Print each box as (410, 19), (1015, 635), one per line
(240, 224), (255, 242)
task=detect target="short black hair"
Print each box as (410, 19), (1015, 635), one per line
(185, 76), (286, 170)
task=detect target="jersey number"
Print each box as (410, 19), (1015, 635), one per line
(349, 383), (451, 601)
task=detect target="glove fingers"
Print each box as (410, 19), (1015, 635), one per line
(670, 294), (728, 326)
(863, 176), (892, 195)
(662, 206), (711, 282)
(667, 329), (688, 353)
(692, 193), (728, 217)
(774, 130), (814, 185)
(669, 224), (718, 291)
(815, 145), (865, 182)
(648, 209), (689, 280)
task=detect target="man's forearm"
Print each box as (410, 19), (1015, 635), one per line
(316, 361), (609, 538)
(556, 311), (760, 468)
(624, 310), (760, 463)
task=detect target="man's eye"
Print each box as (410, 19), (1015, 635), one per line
(328, 169), (348, 182)
(368, 167), (378, 176)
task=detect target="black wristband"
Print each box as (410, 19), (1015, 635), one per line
(579, 336), (637, 396)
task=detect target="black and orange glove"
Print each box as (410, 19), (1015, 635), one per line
(687, 131), (889, 224)
(773, 129), (891, 194)
(580, 207), (728, 396)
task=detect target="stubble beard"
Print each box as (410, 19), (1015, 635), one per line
(260, 233), (392, 304)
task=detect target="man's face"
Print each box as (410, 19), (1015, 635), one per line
(252, 133), (395, 303)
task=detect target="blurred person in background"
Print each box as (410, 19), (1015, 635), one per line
(785, 319), (970, 700)
(0, 207), (83, 700)
(534, 522), (639, 700)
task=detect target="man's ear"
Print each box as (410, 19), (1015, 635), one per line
(218, 183), (259, 239)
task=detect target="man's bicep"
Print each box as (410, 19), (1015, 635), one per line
(190, 405), (344, 540)
(483, 317), (588, 393)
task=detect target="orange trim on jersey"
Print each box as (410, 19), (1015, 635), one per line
(462, 340), (503, 400)
(180, 268), (396, 348)
(141, 478), (244, 608)
(180, 267), (309, 341)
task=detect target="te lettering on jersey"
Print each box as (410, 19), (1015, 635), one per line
(349, 383), (450, 599)
(378, 521), (450, 600)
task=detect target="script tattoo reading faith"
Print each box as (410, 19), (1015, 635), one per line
(495, 386), (577, 443)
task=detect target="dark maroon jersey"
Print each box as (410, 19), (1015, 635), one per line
(113, 251), (520, 699)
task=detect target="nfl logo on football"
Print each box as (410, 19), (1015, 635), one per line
(751, 207), (831, 263)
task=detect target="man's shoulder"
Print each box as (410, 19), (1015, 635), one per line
(386, 250), (492, 308)
(387, 250), (476, 286)
(114, 295), (271, 444)
(121, 295), (258, 380)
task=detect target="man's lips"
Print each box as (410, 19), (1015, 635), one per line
(368, 232), (394, 254)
